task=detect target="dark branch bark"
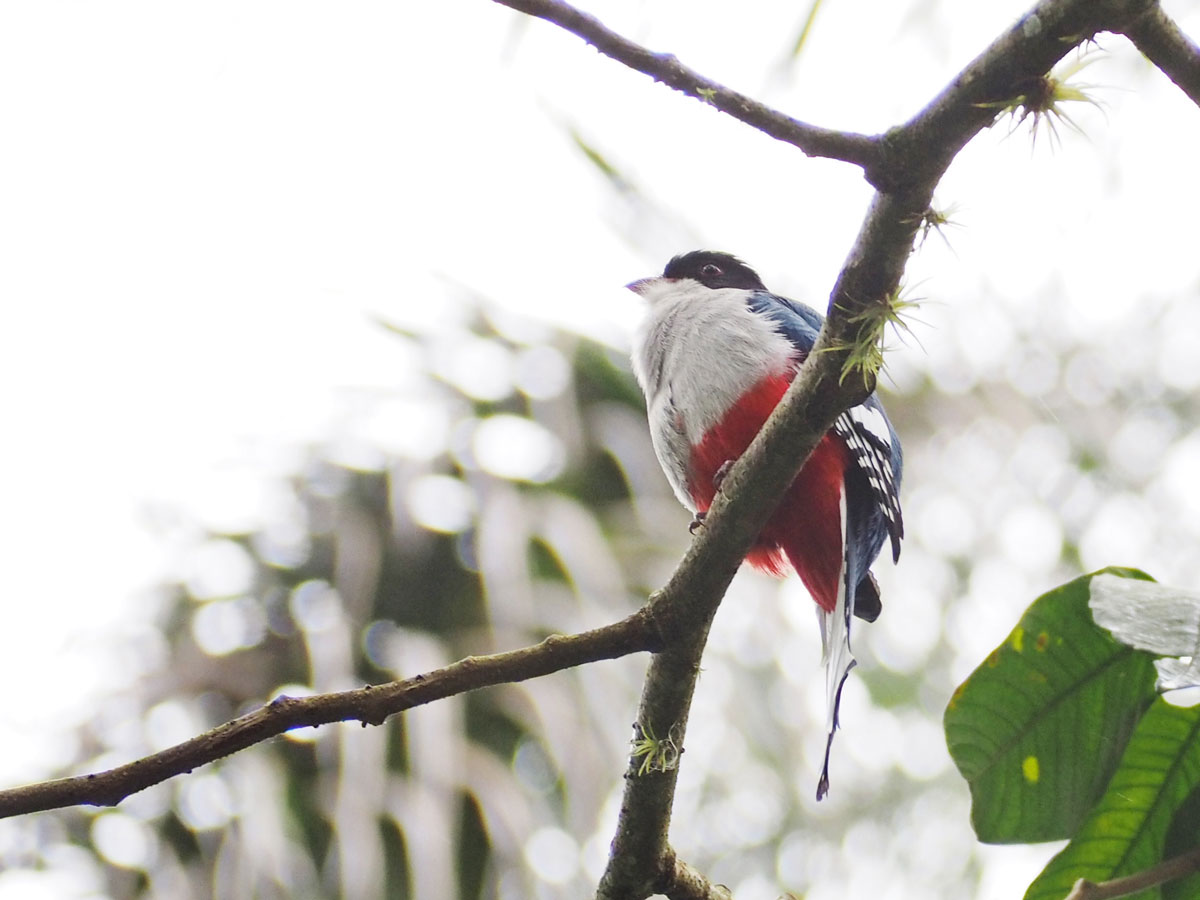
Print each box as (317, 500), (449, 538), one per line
(491, 0), (882, 171)
(1122, 4), (1200, 108)
(873, 0), (1111, 190)
(0, 608), (661, 819)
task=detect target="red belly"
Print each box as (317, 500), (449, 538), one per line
(688, 372), (848, 612)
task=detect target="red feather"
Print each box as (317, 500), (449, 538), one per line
(688, 371), (849, 612)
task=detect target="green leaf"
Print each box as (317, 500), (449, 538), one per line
(1162, 785), (1200, 900)
(1024, 699), (1200, 900)
(945, 568), (1159, 842)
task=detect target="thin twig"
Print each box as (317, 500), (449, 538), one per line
(1065, 844), (1200, 900)
(0, 608), (661, 819)
(492, 0), (882, 170)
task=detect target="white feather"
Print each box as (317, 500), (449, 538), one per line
(816, 486), (853, 799)
(847, 404), (891, 447)
(631, 278), (793, 507)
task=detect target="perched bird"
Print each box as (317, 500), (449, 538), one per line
(628, 250), (903, 799)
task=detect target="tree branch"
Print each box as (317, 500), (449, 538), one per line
(1122, 3), (1200, 108)
(1065, 844), (1200, 900)
(0, 607), (662, 819)
(660, 849), (734, 900)
(491, 0), (882, 171)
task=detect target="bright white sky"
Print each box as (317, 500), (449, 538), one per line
(2, 0), (1199, 896)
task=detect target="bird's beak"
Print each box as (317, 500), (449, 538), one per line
(626, 277), (660, 296)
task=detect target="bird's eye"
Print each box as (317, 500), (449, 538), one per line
(700, 263), (723, 278)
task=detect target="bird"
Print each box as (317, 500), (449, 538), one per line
(627, 250), (903, 800)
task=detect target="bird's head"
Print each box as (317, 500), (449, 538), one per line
(627, 250), (766, 300)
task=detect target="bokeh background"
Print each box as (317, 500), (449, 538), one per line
(3, 1), (1200, 898)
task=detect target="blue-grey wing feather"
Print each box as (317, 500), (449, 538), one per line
(745, 289), (904, 618)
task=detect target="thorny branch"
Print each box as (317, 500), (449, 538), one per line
(3, 1), (1197, 899)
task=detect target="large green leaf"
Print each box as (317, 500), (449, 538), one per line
(1161, 784), (1200, 900)
(945, 569), (1159, 842)
(1024, 699), (1200, 900)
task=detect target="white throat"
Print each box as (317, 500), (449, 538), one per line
(631, 279), (795, 504)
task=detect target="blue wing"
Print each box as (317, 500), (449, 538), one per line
(745, 288), (904, 800)
(745, 290), (905, 612)
(739, 286), (902, 796)
(746, 291), (823, 353)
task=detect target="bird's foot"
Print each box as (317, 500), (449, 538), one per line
(712, 459), (735, 491)
(688, 511), (707, 534)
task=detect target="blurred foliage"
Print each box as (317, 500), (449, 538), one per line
(8, 269), (1200, 900)
(6, 10), (1200, 900)
(10, 237), (1200, 900)
(22, 310), (680, 899)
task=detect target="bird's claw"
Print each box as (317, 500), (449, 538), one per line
(689, 511), (707, 534)
(712, 459), (734, 491)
